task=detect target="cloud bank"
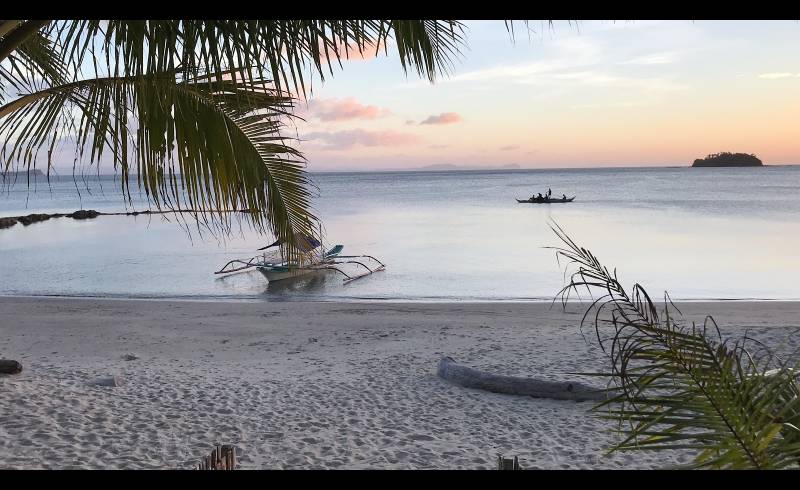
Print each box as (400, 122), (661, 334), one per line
(306, 97), (391, 122)
(758, 72), (800, 79)
(303, 129), (421, 150)
(419, 112), (462, 125)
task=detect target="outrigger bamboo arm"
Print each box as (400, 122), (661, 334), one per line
(334, 254), (387, 267)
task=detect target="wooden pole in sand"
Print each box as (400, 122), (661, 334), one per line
(497, 456), (521, 470)
(196, 444), (236, 470)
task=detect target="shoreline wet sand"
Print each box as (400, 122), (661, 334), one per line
(1, 297), (798, 469)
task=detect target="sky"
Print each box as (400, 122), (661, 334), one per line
(287, 20), (800, 172)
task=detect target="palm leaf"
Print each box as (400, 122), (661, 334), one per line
(2, 19), (467, 252)
(0, 20), (65, 103)
(0, 72), (317, 259)
(50, 20), (466, 97)
(549, 221), (800, 469)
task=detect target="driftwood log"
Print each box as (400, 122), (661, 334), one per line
(437, 357), (607, 402)
(0, 360), (23, 374)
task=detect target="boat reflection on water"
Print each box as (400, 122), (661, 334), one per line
(214, 268), (335, 298)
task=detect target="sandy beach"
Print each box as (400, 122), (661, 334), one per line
(1, 297), (799, 469)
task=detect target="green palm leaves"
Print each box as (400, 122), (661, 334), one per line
(0, 20), (65, 104)
(0, 20), (465, 254)
(550, 222), (800, 469)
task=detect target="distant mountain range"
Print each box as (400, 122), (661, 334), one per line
(1, 169), (46, 179)
(410, 163), (522, 172)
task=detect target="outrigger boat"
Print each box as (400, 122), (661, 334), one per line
(214, 234), (385, 284)
(516, 196), (575, 204)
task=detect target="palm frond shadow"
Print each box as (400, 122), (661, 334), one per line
(548, 220), (800, 469)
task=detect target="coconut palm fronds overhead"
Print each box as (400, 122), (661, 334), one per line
(0, 20), (466, 253)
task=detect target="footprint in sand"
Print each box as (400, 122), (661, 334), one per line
(407, 434), (436, 442)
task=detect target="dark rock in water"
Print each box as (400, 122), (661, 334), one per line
(692, 152), (763, 167)
(70, 209), (100, 220)
(0, 209), (101, 230)
(92, 375), (126, 387)
(0, 359), (23, 374)
(17, 213), (52, 226)
(0, 217), (17, 229)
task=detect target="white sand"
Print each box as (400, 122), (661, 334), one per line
(1, 297), (798, 469)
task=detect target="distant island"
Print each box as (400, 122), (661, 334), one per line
(692, 152), (763, 167)
(1, 169), (46, 179)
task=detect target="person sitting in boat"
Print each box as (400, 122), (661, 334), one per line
(537, 193), (544, 200)
(562, 194), (567, 200)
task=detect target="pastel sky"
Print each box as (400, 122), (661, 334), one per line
(289, 20), (800, 172)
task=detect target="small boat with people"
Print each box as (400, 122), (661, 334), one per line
(214, 233), (385, 283)
(516, 196), (575, 204)
(517, 188), (575, 204)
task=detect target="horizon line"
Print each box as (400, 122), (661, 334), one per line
(4, 162), (799, 178)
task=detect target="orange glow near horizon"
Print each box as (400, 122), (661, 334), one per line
(287, 21), (800, 171)
(33, 21), (800, 174)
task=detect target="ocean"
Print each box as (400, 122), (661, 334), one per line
(1, 166), (799, 301)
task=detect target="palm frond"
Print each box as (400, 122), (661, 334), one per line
(0, 20), (51, 62)
(1, 19), (467, 253)
(549, 221), (800, 469)
(0, 20), (65, 103)
(50, 20), (466, 97)
(0, 72), (317, 258)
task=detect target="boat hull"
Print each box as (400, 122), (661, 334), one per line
(257, 266), (316, 282)
(516, 196), (575, 204)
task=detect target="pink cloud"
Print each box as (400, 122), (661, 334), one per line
(318, 40), (383, 65)
(500, 145), (519, 151)
(420, 112), (462, 125)
(302, 129), (421, 150)
(306, 97), (391, 122)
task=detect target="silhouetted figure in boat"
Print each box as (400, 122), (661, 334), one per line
(537, 193), (544, 200)
(562, 194), (567, 201)
(548, 188), (552, 198)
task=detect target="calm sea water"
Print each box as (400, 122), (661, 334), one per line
(1, 166), (799, 301)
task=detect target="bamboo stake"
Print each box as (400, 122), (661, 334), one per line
(196, 445), (236, 470)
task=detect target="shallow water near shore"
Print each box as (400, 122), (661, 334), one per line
(1, 166), (799, 301)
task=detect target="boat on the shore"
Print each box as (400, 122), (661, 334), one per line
(516, 196), (575, 204)
(214, 234), (385, 284)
